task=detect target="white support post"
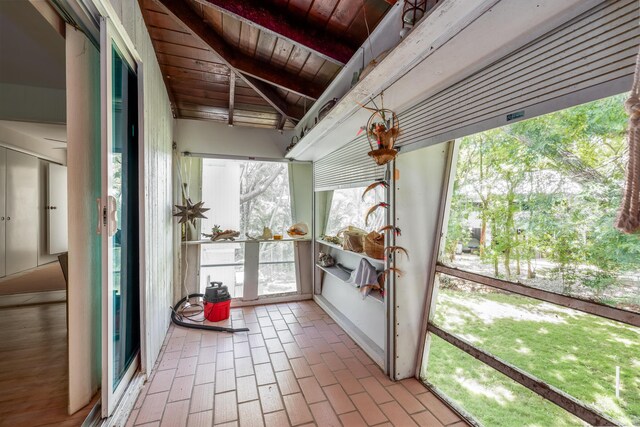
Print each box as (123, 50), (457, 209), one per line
(244, 241), (260, 300)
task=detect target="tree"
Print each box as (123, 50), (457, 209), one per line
(443, 93), (640, 308)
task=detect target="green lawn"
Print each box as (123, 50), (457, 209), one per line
(422, 288), (640, 427)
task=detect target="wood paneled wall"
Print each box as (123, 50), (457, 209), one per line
(108, 0), (175, 375)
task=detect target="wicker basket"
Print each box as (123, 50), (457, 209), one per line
(338, 226), (366, 253)
(364, 231), (385, 259)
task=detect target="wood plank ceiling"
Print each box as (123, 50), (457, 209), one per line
(139, 0), (394, 129)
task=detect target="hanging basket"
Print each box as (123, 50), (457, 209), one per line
(366, 108), (400, 166)
(368, 148), (398, 166)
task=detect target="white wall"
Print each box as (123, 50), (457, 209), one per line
(176, 119), (292, 159)
(0, 0), (66, 124)
(394, 142), (450, 379)
(0, 121), (66, 164)
(0, 84), (66, 124)
(107, 0), (175, 375)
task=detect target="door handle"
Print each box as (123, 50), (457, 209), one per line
(107, 195), (117, 237)
(96, 198), (102, 235)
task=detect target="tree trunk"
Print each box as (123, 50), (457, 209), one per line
(449, 240), (457, 262)
(515, 231), (521, 276)
(504, 249), (511, 277)
(504, 189), (515, 278)
(490, 216), (499, 276)
(480, 217), (487, 257)
(240, 166), (282, 203)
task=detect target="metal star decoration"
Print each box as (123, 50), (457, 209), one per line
(173, 199), (209, 224)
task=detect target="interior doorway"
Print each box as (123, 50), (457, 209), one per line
(0, 1), (92, 425)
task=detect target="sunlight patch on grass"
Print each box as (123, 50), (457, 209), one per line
(593, 394), (633, 426)
(609, 336), (635, 346)
(552, 371), (566, 382)
(560, 354), (577, 362)
(596, 319), (640, 336)
(454, 373), (516, 406)
(438, 293), (568, 325)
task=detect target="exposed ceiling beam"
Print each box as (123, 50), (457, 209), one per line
(241, 75), (305, 122)
(228, 72), (236, 126)
(276, 114), (287, 131)
(155, 0), (324, 100)
(191, 0), (355, 66)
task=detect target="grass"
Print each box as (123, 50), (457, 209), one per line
(422, 287), (640, 427)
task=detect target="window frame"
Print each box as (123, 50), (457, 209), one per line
(417, 127), (639, 426)
(194, 154), (311, 303)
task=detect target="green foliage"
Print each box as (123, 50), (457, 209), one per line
(445, 93), (640, 307)
(444, 193), (471, 262)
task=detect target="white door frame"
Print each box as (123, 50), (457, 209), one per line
(100, 15), (146, 418)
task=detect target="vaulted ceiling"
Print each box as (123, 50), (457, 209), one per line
(139, 0), (395, 129)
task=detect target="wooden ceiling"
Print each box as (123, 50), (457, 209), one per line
(139, 0), (394, 129)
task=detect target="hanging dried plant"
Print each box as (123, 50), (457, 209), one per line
(365, 108), (401, 166)
(365, 202), (390, 226)
(361, 180), (389, 200)
(378, 267), (404, 285)
(384, 246), (409, 260)
(378, 225), (402, 236)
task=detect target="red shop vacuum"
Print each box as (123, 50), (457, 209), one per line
(203, 281), (231, 322)
(170, 281), (248, 333)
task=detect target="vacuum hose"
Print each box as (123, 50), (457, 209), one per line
(171, 293), (250, 333)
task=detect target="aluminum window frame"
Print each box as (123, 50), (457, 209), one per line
(417, 131), (639, 426)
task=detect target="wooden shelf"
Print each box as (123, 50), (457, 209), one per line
(316, 240), (385, 265)
(316, 264), (383, 303)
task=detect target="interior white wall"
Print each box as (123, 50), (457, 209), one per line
(393, 142), (450, 379)
(0, 0), (66, 124)
(0, 84), (66, 124)
(106, 0), (175, 375)
(176, 119), (292, 159)
(0, 122), (66, 164)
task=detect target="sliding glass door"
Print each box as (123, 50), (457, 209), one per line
(101, 17), (141, 417)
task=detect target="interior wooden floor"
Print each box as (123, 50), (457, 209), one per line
(0, 300), (95, 427)
(128, 300), (467, 427)
(0, 262), (66, 296)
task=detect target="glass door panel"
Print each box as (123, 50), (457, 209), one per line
(111, 43), (140, 389)
(101, 18), (140, 417)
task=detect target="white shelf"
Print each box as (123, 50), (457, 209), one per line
(316, 264), (384, 303)
(316, 264), (351, 281)
(317, 240), (385, 265)
(185, 238), (311, 245)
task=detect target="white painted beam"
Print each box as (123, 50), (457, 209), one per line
(286, 0), (600, 161)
